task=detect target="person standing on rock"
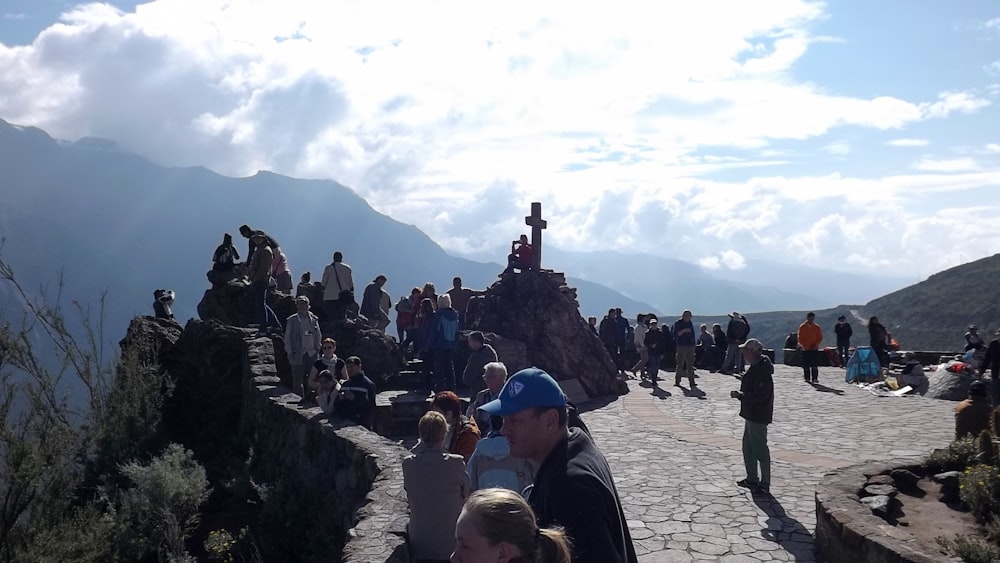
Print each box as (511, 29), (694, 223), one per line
(480, 368), (637, 563)
(797, 312), (823, 384)
(462, 331), (498, 396)
(730, 338), (774, 494)
(211, 232), (240, 272)
(284, 295), (322, 402)
(834, 315), (853, 366)
(423, 294), (461, 391)
(321, 251), (354, 322)
(447, 276), (485, 326)
(248, 231), (279, 335)
(360, 274), (391, 332)
(673, 310), (697, 387)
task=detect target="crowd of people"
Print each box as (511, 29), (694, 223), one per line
(404, 365), (636, 563)
(590, 308), (753, 386)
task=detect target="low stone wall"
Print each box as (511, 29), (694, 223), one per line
(815, 461), (946, 563)
(240, 336), (411, 562)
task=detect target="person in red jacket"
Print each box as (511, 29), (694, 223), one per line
(797, 312), (823, 384)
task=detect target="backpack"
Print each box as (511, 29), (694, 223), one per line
(440, 315), (460, 343)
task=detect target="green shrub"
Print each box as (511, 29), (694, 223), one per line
(926, 435), (980, 471)
(960, 464), (1000, 522)
(937, 532), (1000, 563)
(205, 527), (261, 563)
(114, 443), (210, 562)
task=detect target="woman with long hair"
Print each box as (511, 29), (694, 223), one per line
(451, 488), (571, 563)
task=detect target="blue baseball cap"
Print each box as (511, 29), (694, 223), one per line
(479, 367), (568, 416)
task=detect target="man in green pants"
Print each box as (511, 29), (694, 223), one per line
(730, 338), (774, 494)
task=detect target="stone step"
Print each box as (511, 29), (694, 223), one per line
(373, 390), (471, 438)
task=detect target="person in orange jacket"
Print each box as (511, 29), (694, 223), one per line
(797, 312), (823, 384)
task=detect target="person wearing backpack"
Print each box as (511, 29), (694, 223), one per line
(423, 293), (461, 392)
(211, 233), (240, 271)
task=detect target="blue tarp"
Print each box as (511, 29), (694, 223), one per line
(845, 346), (881, 383)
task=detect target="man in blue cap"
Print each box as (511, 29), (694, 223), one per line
(479, 367), (637, 563)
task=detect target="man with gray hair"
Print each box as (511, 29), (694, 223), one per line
(284, 295), (322, 402)
(466, 361), (508, 436)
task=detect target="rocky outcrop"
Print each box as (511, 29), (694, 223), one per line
(465, 270), (624, 398)
(196, 279), (404, 384)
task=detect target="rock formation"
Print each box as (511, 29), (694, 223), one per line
(197, 276), (404, 384)
(466, 270), (626, 398)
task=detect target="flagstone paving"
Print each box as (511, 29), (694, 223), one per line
(578, 364), (956, 562)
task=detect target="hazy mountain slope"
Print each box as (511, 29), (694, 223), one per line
(0, 120), (654, 339)
(545, 248), (819, 315)
(860, 253), (1000, 352)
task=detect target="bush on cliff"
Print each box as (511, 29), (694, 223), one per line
(0, 256), (206, 562)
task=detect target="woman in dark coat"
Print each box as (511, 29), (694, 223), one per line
(868, 316), (889, 372)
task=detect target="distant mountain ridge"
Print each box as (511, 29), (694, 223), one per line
(0, 119), (654, 340)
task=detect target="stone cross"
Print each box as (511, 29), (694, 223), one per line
(524, 202), (547, 271)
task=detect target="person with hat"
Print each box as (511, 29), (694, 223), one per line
(643, 318), (664, 383)
(955, 380), (992, 440)
(730, 338), (774, 494)
(979, 329), (1000, 406)
(834, 315), (853, 367)
(480, 368), (637, 563)
(965, 325), (985, 352)
(284, 295), (322, 402)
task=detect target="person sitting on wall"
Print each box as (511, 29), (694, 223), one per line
(335, 356), (377, 430)
(503, 234), (533, 274)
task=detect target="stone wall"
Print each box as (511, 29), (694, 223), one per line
(239, 335), (412, 563)
(124, 317), (412, 563)
(815, 461), (947, 563)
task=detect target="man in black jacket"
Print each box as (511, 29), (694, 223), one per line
(730, 338), (774, 494)
(979, 329), (1000, 406)
(335, 356), (377, 430)
(834, 315), (853, 366)
(481, 368), (637, 563)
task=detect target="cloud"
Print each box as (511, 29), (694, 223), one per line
(887, 138), (929, 147)
(3, 13), (27, 20)
(987, 143), (1000, 154)
(0, 1), (999, 280)
(912, 157), (980, 172)
(823, 141), (851, 156)
(698, 250), (747, 270)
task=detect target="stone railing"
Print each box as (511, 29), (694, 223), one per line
(239, 335), (412, 562)
(815, 461), (949, 563)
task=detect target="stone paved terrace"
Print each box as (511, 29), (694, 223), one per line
(579, 364), (956, 562)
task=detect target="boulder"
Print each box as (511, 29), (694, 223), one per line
(859, 495), (892, 517)
(863, 484), (898, 497)
(319, 317), (405, 387)
(889, 468), (921, 491)
(197, 276), (295, 327)
(925, 367), (978, 401)
(465, 270), (623, 398)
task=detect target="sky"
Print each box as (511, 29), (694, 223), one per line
(1, 1), (999, 279)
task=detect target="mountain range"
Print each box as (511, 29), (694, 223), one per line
(0, 119), (943, 355)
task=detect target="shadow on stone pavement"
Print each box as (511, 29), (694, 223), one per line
(752, 492), (815, 562)
(809, 382), (845, 395)
(682, 386), (707, 399)
(575, 395), (617, 414)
